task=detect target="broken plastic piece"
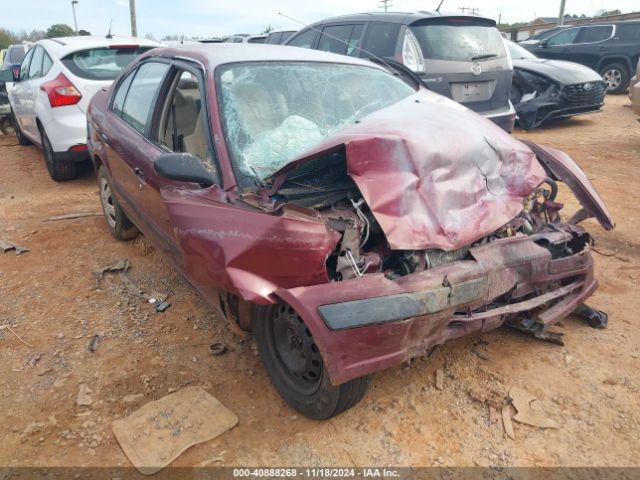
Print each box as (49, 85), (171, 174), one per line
(155, 301), (171, 313)
(574, 304), (608, 329)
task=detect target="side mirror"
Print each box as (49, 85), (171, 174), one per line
(539, 39), (549, 48)
(0, 68), (16, 83)
(154, 153), (215, 188)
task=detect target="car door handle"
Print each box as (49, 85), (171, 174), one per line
(100, 132), (109, 142)
(134, 167), (146, 188)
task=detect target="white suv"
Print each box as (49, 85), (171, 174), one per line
(6, 36), (160, 181)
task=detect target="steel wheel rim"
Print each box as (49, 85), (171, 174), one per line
(602, 68), (622, 90)
(270, 305), (323, 395)
(100, 177), (117, 229)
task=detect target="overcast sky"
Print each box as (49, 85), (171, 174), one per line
(3, 0), (639, 38)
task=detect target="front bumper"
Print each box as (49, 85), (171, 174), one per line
(276, 227), (597, 385)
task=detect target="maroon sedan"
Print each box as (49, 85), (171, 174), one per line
(87, 44), (613, 419)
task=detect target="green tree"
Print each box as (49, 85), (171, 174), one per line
(78, 29), (91, 36)
(0, 28), (16, 50)
(261, 24), (274, 34)
(45, 24), (75, 39)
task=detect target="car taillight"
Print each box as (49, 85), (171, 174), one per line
(402, 29), (425, 74)
(69, 144), (88, 151)
(40, 73), (82, 108)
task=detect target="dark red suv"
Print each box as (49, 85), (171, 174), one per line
(87, 44), (613, 419)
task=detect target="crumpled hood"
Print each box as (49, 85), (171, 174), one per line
(513, 58), (604, 85)
(272, 91), (547, 251)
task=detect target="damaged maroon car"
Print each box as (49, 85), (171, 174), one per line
(87, 45), (614, 419)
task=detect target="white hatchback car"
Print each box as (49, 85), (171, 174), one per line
(5, 36), (160, 181)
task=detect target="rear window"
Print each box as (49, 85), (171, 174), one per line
(410, 21), (506, 62)
(61, 46), (155, 81)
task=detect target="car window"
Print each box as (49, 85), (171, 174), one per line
(157, 70), (215, 174)
(617, 24), (640, 41)
(120, 62), (170, 135)
(266, 32), (282, 44)
(248, 37), (265, 44)
(42, 52), (53, 76)
(506, 40), (536, 60)
(546, 27), (580, 46)
(576, 25), (613, 43)
(28, 46), (44, 79)
(411, 22), (506, 62)
(111, 69), (136, 116)
(9, 45), (28, 64)
(61, 46), (155, 81)
(19, 48), (34, 80)
(217, 62), (415, 186)
(318, 24), (363, 56)
(362, 22), (401, 58)
(287, 29), (318, 49)
(281, 31), (295, 43)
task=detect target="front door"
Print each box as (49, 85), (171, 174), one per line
(9, 47), (34, 137)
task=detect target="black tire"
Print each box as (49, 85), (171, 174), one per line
(599, 62), (629, 94)
(39, 125), (77, 181)
(252, 303), (369, 420)
(98, 165), (139, 241)
(11, 109), (31, 146)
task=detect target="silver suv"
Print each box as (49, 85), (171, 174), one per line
(285, 12), (516, 132)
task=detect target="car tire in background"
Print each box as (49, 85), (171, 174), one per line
(252, 303), (369, 420)
(600, 62), (629, 94)
(11, 109), (31, 146)
(98, 165), (139, 241)
(39, 124), (77, 181)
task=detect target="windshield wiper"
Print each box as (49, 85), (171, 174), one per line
(471, 53), (498, 61)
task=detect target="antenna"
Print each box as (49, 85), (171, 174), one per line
(435, 0), (445, 12)
(106, 18), (113, 39)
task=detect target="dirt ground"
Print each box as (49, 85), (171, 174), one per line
(1, 95), (639, 469)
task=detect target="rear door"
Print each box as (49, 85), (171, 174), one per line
(102, 61), (172, 249)
(562, 25), (614, 69)
(316, 23), (365, 57)
(409, 18), (511, 114)
(535, 26), (581, 60)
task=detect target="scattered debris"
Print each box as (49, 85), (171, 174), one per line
(154, 300), (171, 313)
(210, 342), (228, 356)
(509, 386), (559, 429)
(435, 369), (444, 391)
(26, 353), (42, 367)
(122, 393), (145, 404)
(0, 239), (29, 255)
(87, 335), (100, 352)
(0, 325), (34, 348)
(43, 212), (103, 222)
(93, 259), (131, 286)
(111, 386), (238, 475)
(502, 405), (516, 440)
(76, 383), (93, 407)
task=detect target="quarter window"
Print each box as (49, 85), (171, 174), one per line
(42, 52), (53, 76)
(362, 22), (401, 58)
(120, 62), (169, 135)
(576, 25), (613, 43)
(111, 69), (136, 116)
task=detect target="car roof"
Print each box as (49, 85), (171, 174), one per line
(36, 35), (162, 57)
(303, 11), (496, 27)
(149, 43), (384, 69)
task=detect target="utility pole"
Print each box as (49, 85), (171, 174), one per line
(379, 0), (392, 12)
(71, 0), (79, 34)
(129, 0), (137, 37)
(459, 6), (479, 15)
(558, 0), (567, 25)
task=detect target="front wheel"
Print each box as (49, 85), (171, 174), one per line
(600, 62), (629, 94)
(252, 303), (369, 420)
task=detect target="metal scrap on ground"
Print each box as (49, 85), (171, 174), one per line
(44, 212), (103, 222)
(111, 386), (238, 475)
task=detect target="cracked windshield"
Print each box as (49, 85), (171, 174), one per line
(217, 62), (415, 185)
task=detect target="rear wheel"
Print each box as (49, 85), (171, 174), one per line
(11, 109), (31, 146)
(600, 62), (629, 94)
(39, 125), (77, 181)
(253, 303), (369, 420)
(98, 165), (139, 241)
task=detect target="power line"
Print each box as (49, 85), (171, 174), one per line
(459, 6), (479, 14)
(379, 0), (392, 12)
